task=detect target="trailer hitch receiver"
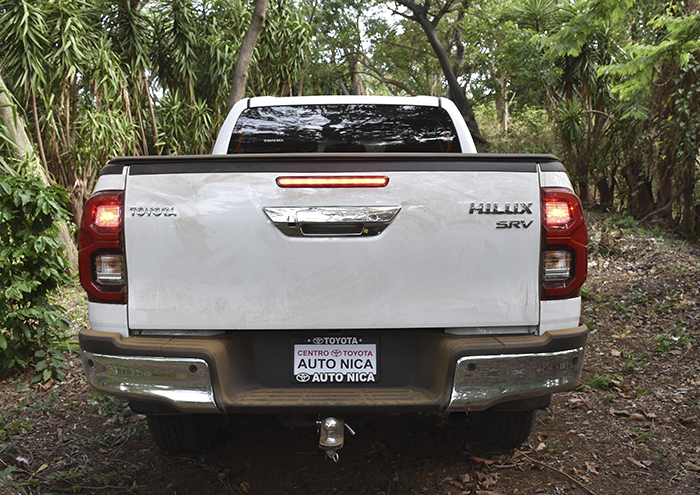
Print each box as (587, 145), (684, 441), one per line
(318, 417), (355, 461)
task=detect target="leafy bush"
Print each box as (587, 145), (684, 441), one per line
(474, 104), (559, 154)
(0, 174), (72, 381)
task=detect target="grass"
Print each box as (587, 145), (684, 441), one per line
(582, 373), (623, 391)
(50, 278), (90, 335)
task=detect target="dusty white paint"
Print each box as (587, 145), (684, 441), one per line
(124, 170), (542, 331)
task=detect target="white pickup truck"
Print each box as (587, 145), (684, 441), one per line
(78, 95), (588, 457)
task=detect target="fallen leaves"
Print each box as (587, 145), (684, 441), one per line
(2, 214), (700, 495)
(443, 468), (501, 494)
(513, 450), (598, 495)
(609, 408), (658, 421)
(626, 457), (651, 470)
(568, 397), (590, 409)
(585, 461), (599, 475)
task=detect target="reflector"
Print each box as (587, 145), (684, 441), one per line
(276, 176), (389, 188)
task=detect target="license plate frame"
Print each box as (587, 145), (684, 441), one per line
(291, 336), (379, 384)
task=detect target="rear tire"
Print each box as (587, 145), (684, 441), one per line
(146, 414), (220, 456)
(469, 409), (536, 448)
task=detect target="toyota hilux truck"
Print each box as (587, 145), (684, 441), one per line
(78, 95), (588, 458)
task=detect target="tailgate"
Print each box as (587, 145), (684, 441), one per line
(122, 155), (543, 331)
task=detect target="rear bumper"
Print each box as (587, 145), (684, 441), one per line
(79, 325), (587, 414)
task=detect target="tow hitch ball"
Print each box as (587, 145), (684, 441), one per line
(318, 417), (355, 461)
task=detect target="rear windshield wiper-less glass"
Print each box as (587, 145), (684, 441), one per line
(228, 104), (462, 154)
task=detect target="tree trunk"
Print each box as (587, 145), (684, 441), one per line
(655, 152), (675, 221)
(623, 151), (655, 218)
(680, 171), (695, 233)
(0, 73), (78, 273)
(395, 0), (487, 147)
(142, 74), (159, 153)
(595, 177), (615, 207)
(351, 59), (363, 95)
(1, 81), (33, 164)
(227, 0), (271, 111)
(494, 74), (510, 133)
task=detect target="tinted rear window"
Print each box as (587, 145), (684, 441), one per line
(228, 104), (461, 154)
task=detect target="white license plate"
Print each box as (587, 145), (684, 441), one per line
(293, 337), (378, 384)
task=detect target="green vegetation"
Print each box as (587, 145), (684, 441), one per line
(1, 0), (698, 233)
(654, 326), (695, 353)
(0, 175), (72, 381)
(583, 373), (623, 390)
(0, 384), (147, 493)
(1, 0), (699, 380)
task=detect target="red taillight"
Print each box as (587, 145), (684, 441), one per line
(544, 200), (573, 227)
(78, 191), (126, 304)
(541, 188), (587, 300)
(276, 176), (389, 188)
(94, 205), (121, 229)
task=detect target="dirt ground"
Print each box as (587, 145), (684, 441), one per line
(1, 212), (699, 495)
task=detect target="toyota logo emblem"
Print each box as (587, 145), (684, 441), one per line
(296, 373), (311, 383)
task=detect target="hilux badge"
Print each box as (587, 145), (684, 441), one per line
(469, 202), (533, 214)
(469, 202), (534, 229)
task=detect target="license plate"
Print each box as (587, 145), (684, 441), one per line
(292, 336), (378, 384)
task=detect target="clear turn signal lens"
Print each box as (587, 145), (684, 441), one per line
(544, 251), (572, 281)
(95, 254), (124, 285)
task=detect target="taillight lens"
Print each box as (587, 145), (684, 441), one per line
(544, 251), (572, 281)
(94, 254), (125, 285)
(94, 205), (121, 229)
(78, 191), (126, 303)
(541, 188), (587, 299)
(276, 176), (389, 188)
(544, 200), (573, 227)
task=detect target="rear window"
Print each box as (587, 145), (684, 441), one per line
(228, 104), (461, 154)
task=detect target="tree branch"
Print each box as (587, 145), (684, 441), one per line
(514, 450), (598, 495)
(357, 53), (418, 95)
(433, 0), (457, 26)
(638, 176), (700, 224)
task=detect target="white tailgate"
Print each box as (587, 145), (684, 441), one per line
(124, 171), (541, 330)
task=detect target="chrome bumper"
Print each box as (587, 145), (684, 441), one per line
(82, 351), (219, 413)
(80, 328), (587, 414)
(448, 346), (586, 411)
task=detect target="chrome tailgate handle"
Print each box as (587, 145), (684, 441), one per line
(263, 206), (401, 237)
